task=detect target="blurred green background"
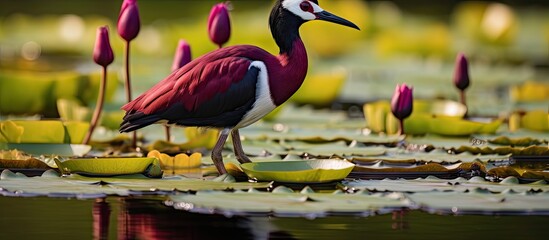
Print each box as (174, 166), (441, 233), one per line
(0, 0), (548, 118)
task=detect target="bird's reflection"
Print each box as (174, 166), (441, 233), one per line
(92, 198), (111, 240)
(92, 197), (288, 240)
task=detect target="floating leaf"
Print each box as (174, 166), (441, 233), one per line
(0, 169), (271, 198)
(167, 190), (410, 217)
(352, 149), (510, 164)
(408, 191), (549, 214)
(343, 176), (549, 193)
(349, 162), (484, 180)
(488, 136), (547, 147)
(0, 158), (51, 169)
(0, 121), (24, 143)
(0, 143), (91, 157)
(241, 159), (355, 183)
(54, 157), (163, 178)
(0, 120), (89, 144)
(488, 166), (549, 181)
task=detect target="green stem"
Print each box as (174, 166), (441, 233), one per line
(460, 90), (468, 118)
(165, 125), (171, 142)
(398, 119), (405, 136)
(83, 66), (107, 145)
(124, 40), (137, 149)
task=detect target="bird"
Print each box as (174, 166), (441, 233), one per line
(120, 0), (359, 174)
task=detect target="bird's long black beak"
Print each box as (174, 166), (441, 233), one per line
(316, 11), (360, 30)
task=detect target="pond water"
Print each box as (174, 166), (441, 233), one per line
(1, 196), (547, 239)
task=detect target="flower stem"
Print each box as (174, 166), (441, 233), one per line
(124, 40), (137, 149)
(83, 66), (107, 145)
(398, 119), (405, 136)
(165, 125), (171, 142)
(460, 90), (468, 118)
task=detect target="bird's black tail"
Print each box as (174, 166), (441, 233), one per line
(119, 111), (161, 133)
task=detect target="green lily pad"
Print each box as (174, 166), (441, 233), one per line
(344, 176), (549, 193)
(408, 191), (549, 214)
(167, 189), (410, 217)
(0, 120), (89, 144)
(0, 143), (91, 157)
(54, 157), (163, 178)
(0, 121), (24, 143)
(241, 159), (355, 183)
(0, 169), (272, 198)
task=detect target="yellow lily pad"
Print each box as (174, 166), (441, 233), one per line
(291, 67), (347, 106)
(54, 157), (163, 178)
(0, 120), (90, 144)
(241, 159), (355, 183)
(429, 117), (483, 136)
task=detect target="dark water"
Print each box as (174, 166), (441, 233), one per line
(0, 196), (548, 240)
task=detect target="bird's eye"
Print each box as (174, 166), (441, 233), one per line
(300, 1), (313, 13)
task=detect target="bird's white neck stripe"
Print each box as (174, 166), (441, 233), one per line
(235, 61), (276, 129)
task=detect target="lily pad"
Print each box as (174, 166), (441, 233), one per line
(408, 191), (549, 214)
(54, 157), (163, 178)
(343, 176), (549, 193)
(0, 143), (91, 157)
(0, 169), (271, 198)
(0, 120), (89, 144)
(167, 189), (410, 217)
(241, 159), (355, 183)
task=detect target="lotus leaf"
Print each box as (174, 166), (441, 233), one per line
(488, 166), (549, 181)
(343, 176), (549, 193)
(241, 159), (355, 183)
(0, 121), (24, 143)
(0, 70), (118, 117)
(54, 157), (163, 178)
(0, 120), (89, 144)
(167, 190), (409, 217)
(0, 143), (91, 157)
(290, 67), (347, 106)
(0, 169), (271, 197)
(408, 191), (549, 214)
(0, 158), (51, 169)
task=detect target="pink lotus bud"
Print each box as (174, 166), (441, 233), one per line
(453, 53), (470, 91)
(93, 26), (114, 67)
(171, 40), (192, 71)
(208, 2), (231, 48)
(391, 84), (413, 120)
(117, 0), (140, 42)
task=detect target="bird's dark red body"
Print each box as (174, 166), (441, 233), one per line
(121, 39), (307, 131)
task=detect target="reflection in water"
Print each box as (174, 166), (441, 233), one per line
(110, 197), (280, 239)
(81, 196), (549, 240)
(391, 209), (409, 230)
(92, 198), (111, 240)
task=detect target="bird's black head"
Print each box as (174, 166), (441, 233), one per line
(270, 0), (359, 53)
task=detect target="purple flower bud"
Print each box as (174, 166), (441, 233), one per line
(453, 53), (470, 91)
(93, 26), (114, 67)
(208, 2), (231, 48)
(391, 84), (413, 120)
(171, 40), (192, 71)
(117, 0), (140, 42)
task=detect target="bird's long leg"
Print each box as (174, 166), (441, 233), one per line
(212, 128), (231, 174)
(231, 129), (252, 164)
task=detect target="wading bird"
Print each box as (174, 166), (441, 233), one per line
(120, 0), (359, 174)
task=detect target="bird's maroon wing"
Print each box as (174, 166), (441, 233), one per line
(120, 54), (258, 132)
